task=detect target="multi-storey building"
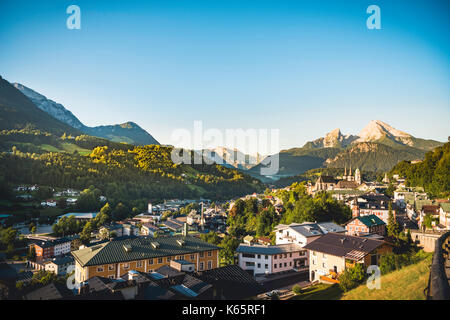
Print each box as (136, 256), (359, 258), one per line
(30, 238), (72, 259)
(236, 243), (306, 275)
(304, 233), (393, 283)
(72, 235), (221, 284)
(345, 214), (386, 236)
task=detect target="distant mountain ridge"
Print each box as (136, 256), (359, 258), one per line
(13, 83), (159, 146)
(248, 120), (444, 179)
(304, 120), (442, 151)
(0, 76), (81, 136)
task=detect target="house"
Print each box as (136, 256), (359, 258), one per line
(439, 203), (450, 230)
(71, 235), (221, 284)
(243, 235), (254, 244)
(40, 199), (57, 207)
(194, 265), (264, 299)
(99, 224), (125, 238)
(162, 219), (184, 232)
(352, 200), (395, 224)
(274, 222), (346, 247)
(24, 282), (73, 300)
(419, 205), (441, 229)
(140, 223), (160, 237)
(236, 243), (307, 276)
(44, 255), (75, 276)
(304, 233), (393, 283)
(345, 214), (386, 237)
(57, 212), (98, 222)
(257, 237), (272, 246)
(30, 237), (72, 260)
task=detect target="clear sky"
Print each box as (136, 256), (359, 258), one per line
(0, 0), (449, 152)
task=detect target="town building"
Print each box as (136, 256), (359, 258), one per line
(30, 237), (72, 259)
(344, 214), (386, 237)
(304, 233), (393, 283)
(71, 235), (221, 284)
(236, 243), (307, 275)
(274, 222), (346, 247)
(44, 255), (75, 276)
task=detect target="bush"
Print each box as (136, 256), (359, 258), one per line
(339, 264), (365, 292)
(292, 284), (303, 295)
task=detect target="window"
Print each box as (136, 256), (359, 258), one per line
(242, 253), (255, 258)
(257, 255), (261, 259)
(312, 260), (316, 265)
(284, 262), (287, 267)
(136, 261), (143, 268)
(148, 259), (153, 265)
(245, 262), (255, 267)
(265, 255), (268, 260)
(274, 264), (277, 268)
(108, 275), (115, 279)
(190, 254), (195, 260)
(200, 262), (204, 270)
(274, 255), (277, 260)
(289, 262), (292, 266)
(108, 265), (114, 271)
(167, 257), (171, 262)
(289, 253), (292, 258)
(207, 261), (212, 269)
(157, 258), (163, 264)
(207, 251), (212, 257)
(265, 264), (268, 269)
(257, 263), (261, 268)
(200, 252), (204, 258)
(312, 251), (317, 256)
(123, 263), (129, 269)
(97, 267), (104, 272)
(322, 262), (326, 268)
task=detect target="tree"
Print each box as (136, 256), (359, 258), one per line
(339, 263), (365, 292)
(80, 222), (93, 245)
(387, 202), (400, 238)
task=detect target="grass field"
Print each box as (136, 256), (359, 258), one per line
(289, 283), (343, 300)
(341, 254), (432, 300)
(290, 253), (432, 300)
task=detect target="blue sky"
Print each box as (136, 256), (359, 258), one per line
(0, 0), (449, 152)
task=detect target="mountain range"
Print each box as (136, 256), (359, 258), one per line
(248, 120), (444, 179)
(13, 83), (159, 146)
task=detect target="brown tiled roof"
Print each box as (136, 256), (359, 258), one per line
(303, 232), (389, 259)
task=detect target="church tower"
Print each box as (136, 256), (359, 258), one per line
(355, 168), (361, 185)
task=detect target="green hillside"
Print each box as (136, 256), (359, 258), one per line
(247, 147), (342, 178)
(391, 141), (450, 197)
(325, 142), (426, 172)
(341, 254), (432, 300)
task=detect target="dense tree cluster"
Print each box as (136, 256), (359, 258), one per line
(276, 183), (351, 225)
(391, 141), (450, 197)
(0, 144), (263, 209)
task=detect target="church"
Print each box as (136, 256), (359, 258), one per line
(313, 165), (362, 192)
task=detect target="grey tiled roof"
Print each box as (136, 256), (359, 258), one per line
(72, 235), (220, 267)
(236, 243), (303, 255)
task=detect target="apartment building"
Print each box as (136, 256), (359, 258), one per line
(72, 235), (221, 284)
(236, 243), (306, 275)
